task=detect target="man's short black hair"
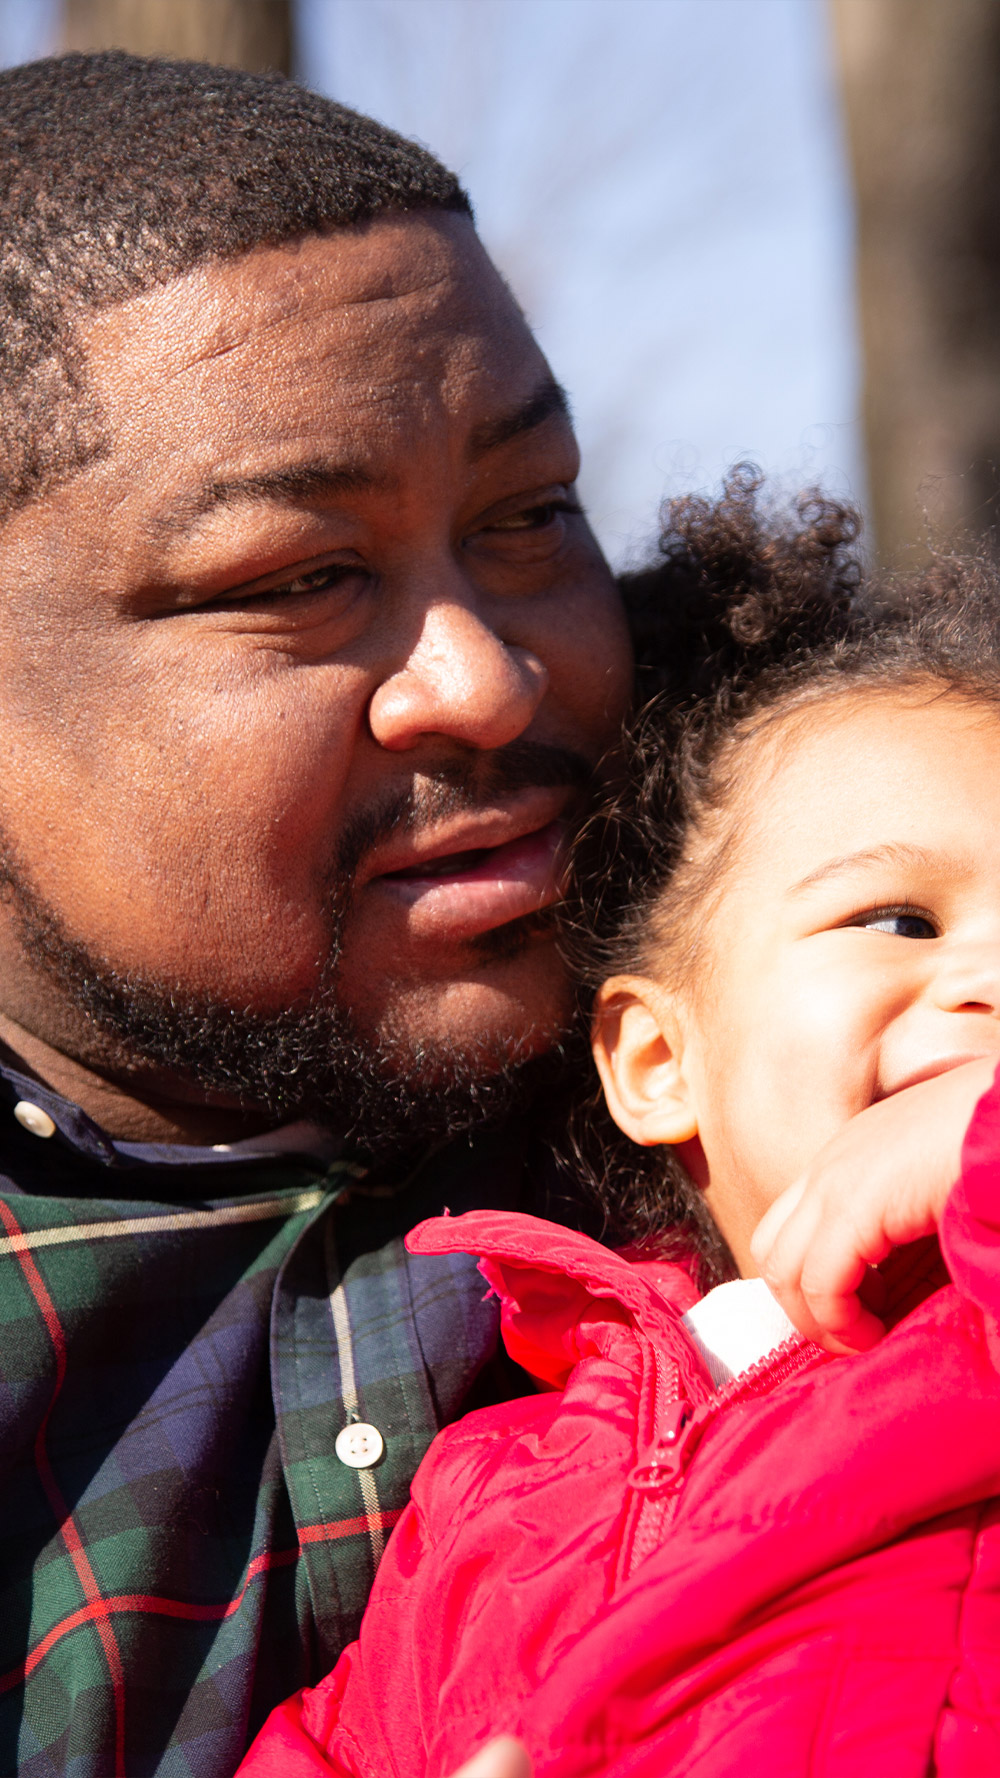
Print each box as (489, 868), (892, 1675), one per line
(0, 51), (473, 520)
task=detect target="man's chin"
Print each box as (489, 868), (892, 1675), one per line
(334, 947), (576, 1156)
(0, 842), (578, 1153)
(333, 1025), (574, 1162)
(84, 968), (571, 1155)
(26, 951), (573, 1160)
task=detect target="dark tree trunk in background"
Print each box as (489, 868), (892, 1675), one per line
(832, 0), (1000, 561)
(62, 0), (292, 74)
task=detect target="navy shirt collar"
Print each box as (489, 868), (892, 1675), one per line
(0, 1048), (340, 1172)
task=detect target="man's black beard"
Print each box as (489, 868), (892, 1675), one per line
(15, 915), (574, 1158)
(0, 741), (591, 1156)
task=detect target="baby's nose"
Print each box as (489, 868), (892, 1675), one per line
(931, 945), (1000, 1016)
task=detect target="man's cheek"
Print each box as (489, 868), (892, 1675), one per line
(545, 592), (631, 736)
(0, 733), (334, 998)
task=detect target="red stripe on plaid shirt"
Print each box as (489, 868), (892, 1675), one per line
(0, 1510), (404, 1695)
(0, 1199), (129, 1774)
(297, 1508), (404, 1544)
(0, 1548), (301, 1693)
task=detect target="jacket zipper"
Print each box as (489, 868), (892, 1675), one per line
(620, 1336), (825, 1581)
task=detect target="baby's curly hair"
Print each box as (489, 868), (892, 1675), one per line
(565, 466), (1000, 1286)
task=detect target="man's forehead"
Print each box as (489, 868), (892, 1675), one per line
(81, 212), (531, 394)
(70, 213), (565, 512)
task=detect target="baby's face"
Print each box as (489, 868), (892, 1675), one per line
(595, 687), (1000, 1272)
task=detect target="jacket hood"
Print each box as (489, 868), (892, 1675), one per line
(406, 1210), (702, 1389)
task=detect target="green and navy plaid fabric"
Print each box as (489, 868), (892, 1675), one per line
(0, 1058), (529, 1777)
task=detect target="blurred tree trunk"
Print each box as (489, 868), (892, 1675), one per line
(831, 0), (1000, 560)
(62, 0), (292, 74)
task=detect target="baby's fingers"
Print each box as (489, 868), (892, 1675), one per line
(450, 1739), (531, 1778)
(749, 1180), (806, 1267)
(752, 1186), (888, 1354)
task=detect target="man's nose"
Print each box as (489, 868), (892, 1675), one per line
(931, 944), (1000, 1017)
(367, 600), (549, 752)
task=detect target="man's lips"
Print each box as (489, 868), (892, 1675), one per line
(359, 790), (573, 944)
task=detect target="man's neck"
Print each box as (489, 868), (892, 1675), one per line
(0, 1009), (278, 1147)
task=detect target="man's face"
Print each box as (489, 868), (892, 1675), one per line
(0, 213), (630, 1123)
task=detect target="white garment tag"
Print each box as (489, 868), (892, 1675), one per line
(681, 1276), (798, 1389)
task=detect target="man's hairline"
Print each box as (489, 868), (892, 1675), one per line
(4, 205), (493, 529)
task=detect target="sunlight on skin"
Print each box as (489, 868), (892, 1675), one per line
(452, 1737), (531, 1778)
(0, 214), (630, 1145)
(594, 689), (1000, 1349)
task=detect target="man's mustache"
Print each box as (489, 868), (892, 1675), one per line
(333, 739), (594, 892)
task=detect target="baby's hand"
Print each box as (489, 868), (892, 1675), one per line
(450, 1739), (531, 1778)
(749, 1057), (997, 1354)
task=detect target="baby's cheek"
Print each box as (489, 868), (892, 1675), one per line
(724, 979), (876, 1186)
(772, 963), (881, 1091)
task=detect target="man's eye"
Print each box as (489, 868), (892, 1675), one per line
(489, 498), (582, 532)
(262, 564), (352, 598)
(214, 562), (356, 606)
(855, 907), (937, 939)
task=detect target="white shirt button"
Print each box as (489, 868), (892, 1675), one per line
(13, 1101), (56, 1140)
(335, 1423), (385, 1469)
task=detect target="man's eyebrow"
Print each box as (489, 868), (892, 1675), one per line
(466, 376), (572, 461)
(149, 459), (384, 535)
(789, 842), (943, 896)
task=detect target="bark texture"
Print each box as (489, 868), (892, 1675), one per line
(832, 0), (1000, 559)
(62, 0), (292, 75)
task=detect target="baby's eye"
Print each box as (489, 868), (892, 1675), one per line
(854, 908), (937, 939)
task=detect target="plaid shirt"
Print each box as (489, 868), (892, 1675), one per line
(0, 1054), (538, 1777)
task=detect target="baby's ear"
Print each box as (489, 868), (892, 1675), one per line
(591, 975), (699, 1147)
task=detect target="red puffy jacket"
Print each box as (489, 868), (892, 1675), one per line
(239, 1078), (1000, 1777)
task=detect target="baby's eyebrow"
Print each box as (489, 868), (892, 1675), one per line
(789, 842), (942, 896)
